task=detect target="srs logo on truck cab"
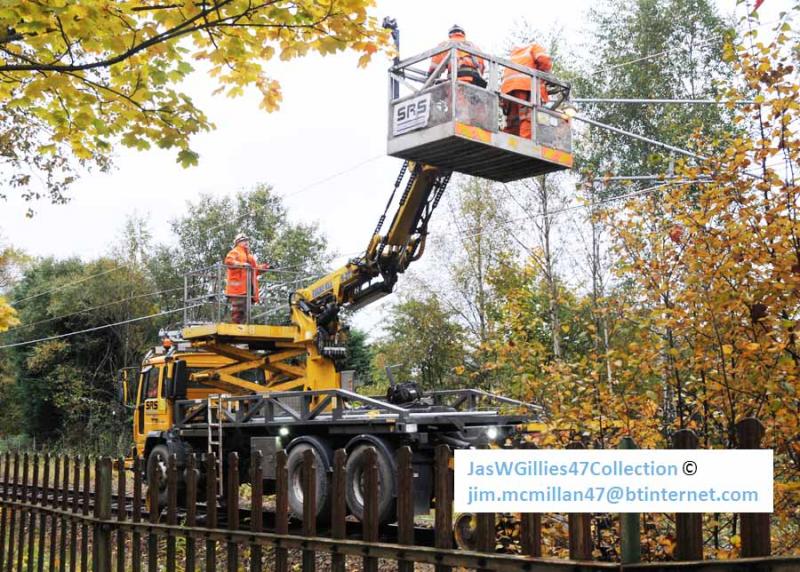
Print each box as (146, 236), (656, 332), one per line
(392, 93), (431, 136)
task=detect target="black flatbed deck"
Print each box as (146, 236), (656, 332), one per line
(174, 388), (545, 435)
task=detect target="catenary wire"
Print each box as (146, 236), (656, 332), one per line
(0, 285), (186, 334)
(8, 265), (125, 307)
(6, 17), (789, 316)
(6, 155), (384, 308)
(2, 274), (322, 348)
(0, 304), (202, 350)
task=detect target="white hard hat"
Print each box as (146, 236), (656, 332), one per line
(234, 233), (250, 245)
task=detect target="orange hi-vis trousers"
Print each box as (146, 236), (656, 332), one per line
(503, 89), (532, 139)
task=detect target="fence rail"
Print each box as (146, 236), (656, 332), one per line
(0, 418), (796, 571)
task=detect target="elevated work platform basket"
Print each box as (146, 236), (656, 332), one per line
(387, 45), (573, 182)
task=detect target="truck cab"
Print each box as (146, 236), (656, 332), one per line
(120, 344), (266, 460)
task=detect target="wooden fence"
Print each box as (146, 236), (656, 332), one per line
(0, 417), (796, 572)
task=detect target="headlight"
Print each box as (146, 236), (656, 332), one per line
(279, 427), (290, 437)
(485, 426), (499, 440)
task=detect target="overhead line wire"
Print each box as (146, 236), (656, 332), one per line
(1, 274), (318, 349)
(200, 154), (385, 238)
(6, 154), (384, 308)
(589, 17), (781, 76)
(0, 285), (186, 334)
(5, 15), (785, 309)
(9, 265), (125, 307)
(0, 304), (202, 350)
(3, 263), (319, 335)
(447, 180), (708, 243)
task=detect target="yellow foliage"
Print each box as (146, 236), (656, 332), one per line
(0, 297), (19, 332)
(0, 0), (390, 197)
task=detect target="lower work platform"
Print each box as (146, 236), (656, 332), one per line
(182, 322), (300, 346)
(390, 121), (572, 182)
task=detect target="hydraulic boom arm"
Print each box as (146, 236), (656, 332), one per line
(290, 162), (450, 352)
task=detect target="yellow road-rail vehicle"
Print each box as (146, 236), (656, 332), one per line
(119, 42), (572, 526)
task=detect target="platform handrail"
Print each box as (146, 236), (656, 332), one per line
(173, 386), (545, 430)
(389, 43), (571, 106)
(427, 388), (546, 414)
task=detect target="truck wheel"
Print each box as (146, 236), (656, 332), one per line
(286, 442), (332, 521)
(146, 444), (170, 509)
(345, 444), (396, 525)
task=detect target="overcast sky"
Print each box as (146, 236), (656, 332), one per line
(0, 0), (785, 331)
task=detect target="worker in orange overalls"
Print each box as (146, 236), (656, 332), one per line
(501, 42), (553, 139)
(224, 233), (269, 324)
(428, 25), (486, 87)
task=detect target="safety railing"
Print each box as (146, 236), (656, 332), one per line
(173, 387), (544, 429)
(183, 263), (310, 326)
(387, 43), (572, 150)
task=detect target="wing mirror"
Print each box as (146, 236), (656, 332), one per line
(166, 359), (189, 400)
(116, 367), (137, 408)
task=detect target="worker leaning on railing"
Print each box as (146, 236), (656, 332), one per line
(427, 24), (487, 88)
(224, 233), (269, 324)
(501, 42), (553, 139)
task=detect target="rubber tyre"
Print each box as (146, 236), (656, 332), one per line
(286, 443), (332, 522)
(345, 444), (396, 525)
(146, 444), (170, 509)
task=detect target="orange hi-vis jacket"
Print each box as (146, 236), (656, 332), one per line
(501, 43), (553, 101)
(428, 33), (485, 84)
(224, 244), (265, 303)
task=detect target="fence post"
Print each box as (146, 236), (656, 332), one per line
(167, 454), (178, 572)
(148, 455), (160, 572)
(250, 452), (263, 572)
(38, 454), (50, 572)
(0, 452), (8, 572)
(204, 453), (217, 572)
(566, 442), (592, 561)
(737, 418), (770, 557)
(519, 440), (542, 559)
(395, 447), (414, 572)
(520, 513), (542, 558)
(330, 450), (347, 572)
(94, 458), (112, 572)
(434, 445), (453, 572)
(17, 452), (29, 572)
(672, 429), (702, 561)
(618, 436), (641, 564)
(8, 451), (19, 572)
(130, 454), (141, 572)
(27, 454), (39, 572)
(226, 453), (240, 572)
(301, 449), (317, 572)
(185, 455), (197, 572)
(70, 456), (80, 572)
(476, 512), (495, 572)
(362, 448), (379, 572)
(274, 451), (288, 572)
(48, 456), (59, 572)
(58, 455), (69, 572)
